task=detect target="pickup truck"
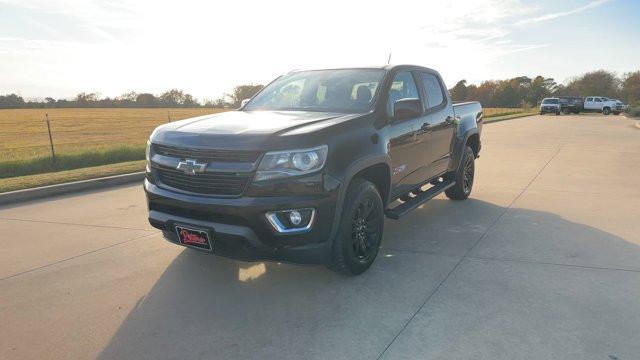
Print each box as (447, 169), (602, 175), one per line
(540, 97), (561, 115)
(145, 65), (483, 275)
(558, 96), (584, 114)
(583, 96), (622, 115)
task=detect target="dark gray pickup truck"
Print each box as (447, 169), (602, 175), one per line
(145, 65), (482, 274)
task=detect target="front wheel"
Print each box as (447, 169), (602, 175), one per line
(328, 179), (384, 275)
(445, 146), (475, 200)
(603, 108), (611, 115)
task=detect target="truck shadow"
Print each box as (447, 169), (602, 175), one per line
(97, 197), (640, 360)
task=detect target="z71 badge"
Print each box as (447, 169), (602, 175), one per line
(393, 164), (406, 175)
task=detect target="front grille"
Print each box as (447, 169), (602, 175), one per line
(153, 144), (260, 163)
(155, 166), (250, 196)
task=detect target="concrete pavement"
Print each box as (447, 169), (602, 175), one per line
(1, 114), (639, 359)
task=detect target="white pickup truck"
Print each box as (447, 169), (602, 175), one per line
(583, 96), (623, 115)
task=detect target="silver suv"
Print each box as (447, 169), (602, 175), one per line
(540, 98), (561, 115)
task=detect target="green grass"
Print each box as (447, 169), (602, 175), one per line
(0, 160), (145, 193)
(0, 144), (145, 179)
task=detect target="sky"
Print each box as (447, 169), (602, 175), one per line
(1, 0), (639, 101)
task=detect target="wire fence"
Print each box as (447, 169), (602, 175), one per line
(0, 108), (225, 165)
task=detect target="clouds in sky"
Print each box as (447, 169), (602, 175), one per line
(0, 0), (628, 99)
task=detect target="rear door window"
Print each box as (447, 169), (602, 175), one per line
(419, 72), (445, 109)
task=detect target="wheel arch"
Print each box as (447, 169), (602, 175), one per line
(328, 155), (391, 243)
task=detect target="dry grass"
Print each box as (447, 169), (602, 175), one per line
(0, 108), (227, 162)
(483, 107), (536, 118)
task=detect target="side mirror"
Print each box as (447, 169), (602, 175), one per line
(393, 98), (422, 120)
(240, 99), (251, 108)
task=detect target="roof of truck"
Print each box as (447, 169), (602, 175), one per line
(287, 64), (437, 73)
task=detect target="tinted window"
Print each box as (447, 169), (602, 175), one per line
(387, 72), (420, 116)
(586, 97), (593, 102)
(420, 72), (445, 109)
(245, 69), (385, 112)
(542, 99), (559, 104)
(595, 98), (602, 102)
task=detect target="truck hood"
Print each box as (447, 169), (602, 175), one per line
(151, 110), (361, 150)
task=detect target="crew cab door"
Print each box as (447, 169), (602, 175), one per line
(386, 71), (430, 197)
(418, 71), (455, 177)
(584, 97), (601, 110)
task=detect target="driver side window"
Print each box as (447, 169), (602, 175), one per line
(387, 72), (419, 117)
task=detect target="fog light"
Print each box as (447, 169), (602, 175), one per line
(265, 208), (315, 234)
(289, 210), (302, 225)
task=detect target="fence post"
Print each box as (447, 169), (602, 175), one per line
(45, 114), (56, 165)
(167, 111), (171, 122)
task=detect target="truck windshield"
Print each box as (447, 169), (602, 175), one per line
(243, 69), (386, 113)
(542, 99), (559, 104)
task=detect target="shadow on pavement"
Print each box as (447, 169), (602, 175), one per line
(97, 198), (640, 360)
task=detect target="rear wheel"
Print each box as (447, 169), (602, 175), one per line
(445, 146), (475, 200)
(613, 111), (620, 115)
(328, 179), (384, 275)
(563, 108), (570, 114)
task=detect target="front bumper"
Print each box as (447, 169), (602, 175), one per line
(144, 179), (339, 265)
(540, 106), (560, 112)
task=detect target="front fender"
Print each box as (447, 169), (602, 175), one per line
(328, 154), (391, 243)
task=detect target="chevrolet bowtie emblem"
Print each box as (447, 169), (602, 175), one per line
(176, 159), (207, 174)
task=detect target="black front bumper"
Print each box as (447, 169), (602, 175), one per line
(541, 106), (559, 112)
(144, 180), (339, 265)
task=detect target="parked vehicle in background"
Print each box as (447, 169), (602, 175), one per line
(558, 96), (584, 114)
(583, 96), (622, 115)
(610, 99), (628, 111)
(540, 98), (561, 115)
(145, 65), (483, 275)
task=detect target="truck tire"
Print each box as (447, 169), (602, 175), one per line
(603, 107), (611, 115)
(445, 146), (475, 200)
(328, 179), (384, 275)
(613, 111), (620, 115)
(563, 108), (570, 114)
(556, 111), (561, 115)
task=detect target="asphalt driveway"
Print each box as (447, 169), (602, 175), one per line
(1, 114), (639, 359)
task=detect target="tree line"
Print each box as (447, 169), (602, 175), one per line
(450, 70), (640, 107)
(1, 69), (639, 109)
(0, 85), (264, 109)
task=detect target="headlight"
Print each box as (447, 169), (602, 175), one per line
(254, 145), (328, 182)
(145, 140), (151, 172)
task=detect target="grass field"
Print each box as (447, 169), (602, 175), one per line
(0, 108), (226, 178)
(0, 107), (531, 183)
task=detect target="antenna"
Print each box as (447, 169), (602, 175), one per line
(386, 52), (392, 65)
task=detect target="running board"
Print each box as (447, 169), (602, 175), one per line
(385, 181), (455, 220)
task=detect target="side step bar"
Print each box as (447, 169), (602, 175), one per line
(385, 180), (455, 220)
